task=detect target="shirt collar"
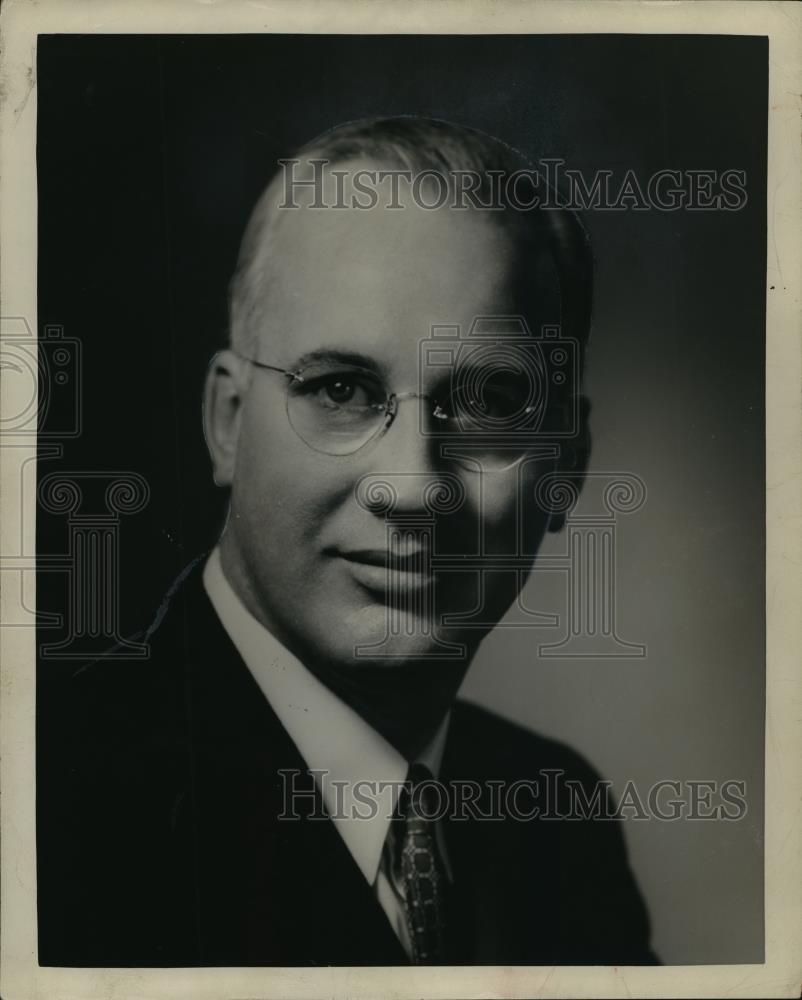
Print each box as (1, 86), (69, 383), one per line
(203, 547), (450, 886)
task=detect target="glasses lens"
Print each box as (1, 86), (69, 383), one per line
(433, 345), (547, 472)
(286, 363), (390, 455)
(451, 346), (547, 431)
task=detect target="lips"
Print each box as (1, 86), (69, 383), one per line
(333, 547), (435, 595)
(341, 548), (431, 571)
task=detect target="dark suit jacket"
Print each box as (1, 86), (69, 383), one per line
(37, 557), (658, 967)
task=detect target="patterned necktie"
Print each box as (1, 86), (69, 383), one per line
(396, 762), (448, 964)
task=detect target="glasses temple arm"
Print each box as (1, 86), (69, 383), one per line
(238, 354), (305, 383)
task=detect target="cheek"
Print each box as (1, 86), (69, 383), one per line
(471, 473), (520, 530)
(233, 400), (354, 543)
(471, 465), (551, 552)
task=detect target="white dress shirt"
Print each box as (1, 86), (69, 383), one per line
(203, 548), (450, 957)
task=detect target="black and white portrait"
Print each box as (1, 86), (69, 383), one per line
(1, 6), (799, 998)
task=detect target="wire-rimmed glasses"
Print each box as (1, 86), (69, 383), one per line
(238, 353), (547, 473)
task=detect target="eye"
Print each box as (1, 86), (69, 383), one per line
(324, 377), (359, 405)
(300, 370), (386, 410)
(434, 367), (543, 429)
(477, 369), (523, 410)
(477, 382), (525, 418)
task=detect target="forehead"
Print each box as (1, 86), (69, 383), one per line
(253, 161), (529, 369)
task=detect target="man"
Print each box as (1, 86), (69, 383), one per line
(37, 117), (657, 966)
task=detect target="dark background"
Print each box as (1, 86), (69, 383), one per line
(36, 34), (767, 962)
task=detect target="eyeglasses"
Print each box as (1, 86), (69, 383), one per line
(238, 353), (548, 473)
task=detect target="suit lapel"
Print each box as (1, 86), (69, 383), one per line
(170, 566), (408, 965)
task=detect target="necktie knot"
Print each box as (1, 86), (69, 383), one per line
(402, 762), (440, 824)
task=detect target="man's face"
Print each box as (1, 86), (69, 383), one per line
(213, 167), (555, 672)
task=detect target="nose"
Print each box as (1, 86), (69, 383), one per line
(356, 400), (466, 518)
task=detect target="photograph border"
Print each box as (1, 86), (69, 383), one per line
(1, 1), (800, 997)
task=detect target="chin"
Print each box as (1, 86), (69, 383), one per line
(322, 602), (470, 668)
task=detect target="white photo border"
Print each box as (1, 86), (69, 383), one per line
(1, 2), (800, 998)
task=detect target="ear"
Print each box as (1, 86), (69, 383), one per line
(547, 394), (592, 533)
(203, 349), (249, 488)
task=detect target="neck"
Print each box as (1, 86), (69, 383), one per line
(301, 651), (465, 761)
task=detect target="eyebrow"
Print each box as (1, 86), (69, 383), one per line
(291, 348), (384, 373)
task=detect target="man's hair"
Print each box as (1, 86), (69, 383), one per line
(228, 115), (593, 363)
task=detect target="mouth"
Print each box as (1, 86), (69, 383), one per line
(332, 547), (435, 595)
